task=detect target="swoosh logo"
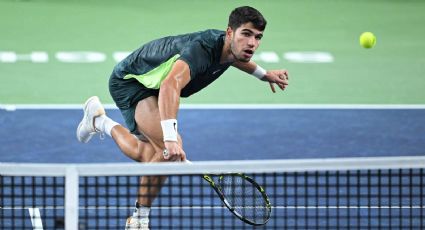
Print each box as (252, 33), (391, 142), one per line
(212, 69), (221, 75)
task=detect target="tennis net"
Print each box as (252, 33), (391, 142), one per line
(1, 156), (425, 229)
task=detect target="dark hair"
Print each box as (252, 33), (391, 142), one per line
(228, 6), (267, 31)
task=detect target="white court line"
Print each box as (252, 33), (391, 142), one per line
(1, 103), (425, 110)
(28, 208), (44, 230)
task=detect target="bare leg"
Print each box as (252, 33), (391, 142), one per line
(109, 124), (168, 206)
(103, 97), (177, 207)
(110, 125), (156, 162)
(137, 153), (168, 208)
(133, 96), (183, 207)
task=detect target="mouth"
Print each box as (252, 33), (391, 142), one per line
(242, 49), (254, 58)
(244, 49), (254, 54)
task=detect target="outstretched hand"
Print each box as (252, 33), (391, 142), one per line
(263, 69), (289, 93)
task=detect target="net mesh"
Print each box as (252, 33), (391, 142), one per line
(1, 176), (65, 229)
(1, 157), (425, 229)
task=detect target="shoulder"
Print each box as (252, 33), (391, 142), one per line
(194, 29), (225, 46)
(200, 29), (226, 39)
(181, 29), (225, 56)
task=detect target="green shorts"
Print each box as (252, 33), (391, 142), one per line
(109, 75), (159, 134)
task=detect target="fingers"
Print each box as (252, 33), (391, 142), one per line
(273, 70), (289, 91)
(162, 145), (186, 162)
(162, 149), (170, 159)
(278, 83), (287, 90)
(163, 149), (180, 161)
(283, 70), (289, 79)
(269, 82), (276, 93)
(278, 70), (289, 81)
(271, 79), (288, 92)
(180, 151), (187, 161)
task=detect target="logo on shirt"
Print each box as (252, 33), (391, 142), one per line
(212, 69), (222, 75)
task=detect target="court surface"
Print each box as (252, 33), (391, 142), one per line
(1, 106), (425, 163)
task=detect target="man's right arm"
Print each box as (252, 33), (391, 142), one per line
(158, 60), (191, 161)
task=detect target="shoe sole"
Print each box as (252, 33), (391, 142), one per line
(76, 96), (106, 143)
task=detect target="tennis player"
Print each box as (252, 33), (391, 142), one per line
(77, 6), (288, 229)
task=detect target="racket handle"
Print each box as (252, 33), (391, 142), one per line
(163, 149), (193, 164)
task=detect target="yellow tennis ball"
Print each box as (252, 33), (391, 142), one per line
(359, 32), (376, 49)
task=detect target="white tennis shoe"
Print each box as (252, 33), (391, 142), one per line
(76, 96), (106, 143)
(125, 216), (149, 230)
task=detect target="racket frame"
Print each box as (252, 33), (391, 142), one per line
(202, 173), (272, 226)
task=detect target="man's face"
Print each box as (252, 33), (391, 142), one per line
(228, 22), (263, 62)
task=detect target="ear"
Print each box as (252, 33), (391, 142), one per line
(226, 26), (233, 40)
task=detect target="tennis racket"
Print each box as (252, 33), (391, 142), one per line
(163, 150), (271, 226)
(201, 172), (272, 226)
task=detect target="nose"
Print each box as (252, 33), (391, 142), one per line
(247, 36), (256, 48)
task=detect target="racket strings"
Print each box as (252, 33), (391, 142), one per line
(219, 174), (269, 223)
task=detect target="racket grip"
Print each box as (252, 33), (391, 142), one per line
(163, 149), (192, 164)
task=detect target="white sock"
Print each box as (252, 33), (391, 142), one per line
(133, 205), (150, 218)
(94, 115), (119, 137)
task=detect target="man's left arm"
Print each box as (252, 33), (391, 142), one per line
(232, 61), (289, 93)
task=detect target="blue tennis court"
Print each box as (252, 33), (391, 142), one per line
(1, 107), (425, 162)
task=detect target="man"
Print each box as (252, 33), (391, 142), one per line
(77, 6), (289, 229)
